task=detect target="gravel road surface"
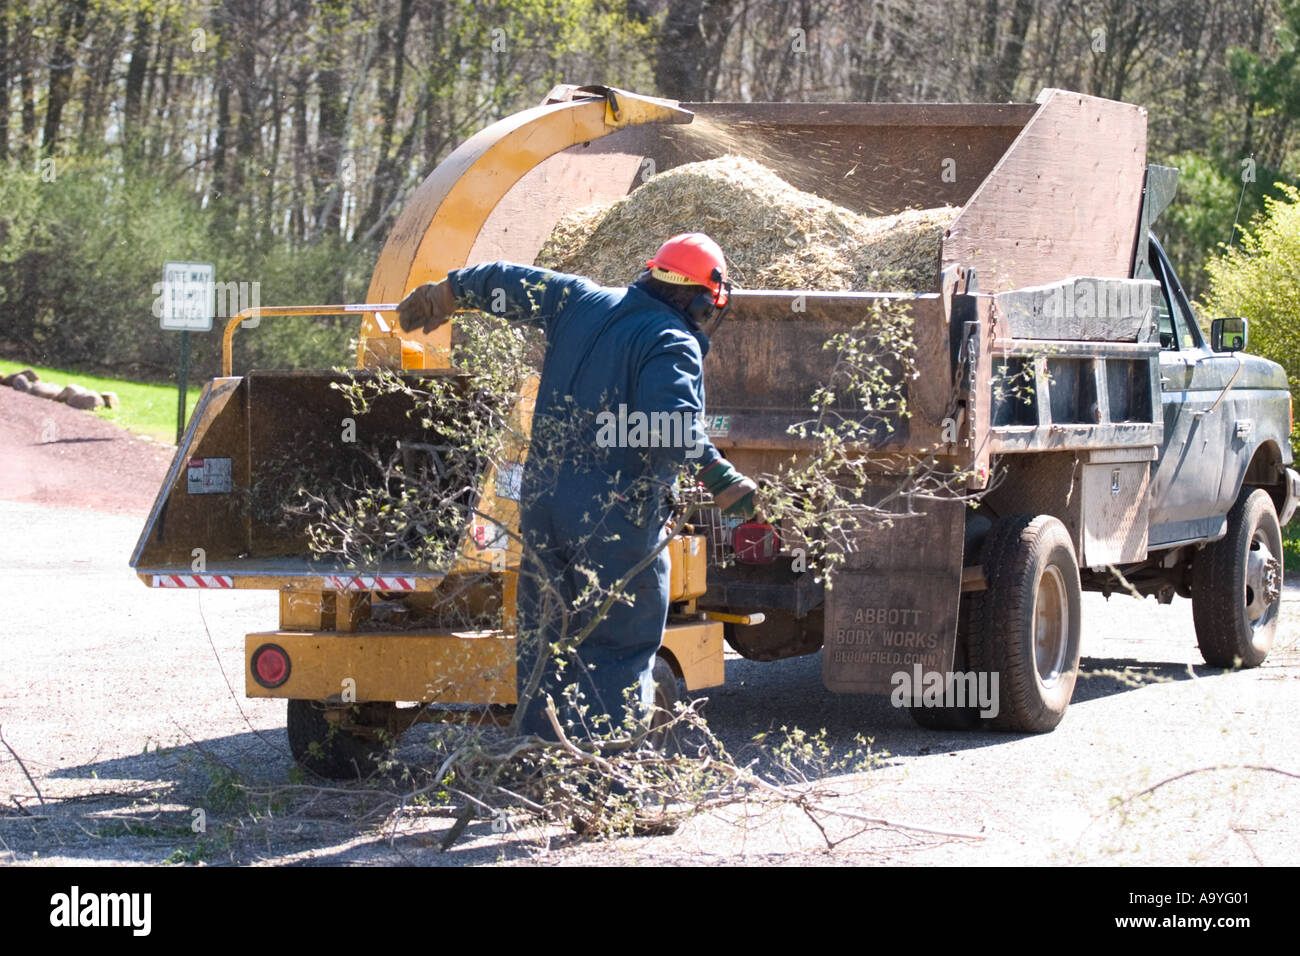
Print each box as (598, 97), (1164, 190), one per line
(1, 498), (1297, 866)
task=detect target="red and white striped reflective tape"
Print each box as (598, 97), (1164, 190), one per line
(151, 574), (234, 589)
(323, 575), (416, 592)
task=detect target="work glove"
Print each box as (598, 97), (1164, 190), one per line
(397, 279), (457, 335)
(699, 458), (758, 520)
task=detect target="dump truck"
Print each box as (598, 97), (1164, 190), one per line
(132, 85), (1298, 776)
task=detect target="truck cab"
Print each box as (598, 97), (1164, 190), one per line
(1141, 232), (1297, 549)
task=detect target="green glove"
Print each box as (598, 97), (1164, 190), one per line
(699, 459), (758, 519)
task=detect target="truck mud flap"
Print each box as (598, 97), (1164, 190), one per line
(822, 496), (964, 695)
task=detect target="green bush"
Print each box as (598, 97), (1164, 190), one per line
(1202, 183), (1300, 569)
(1202, 183), (1300, 433)
(222, 234), (372, 377)
(0, 158), (372, 381)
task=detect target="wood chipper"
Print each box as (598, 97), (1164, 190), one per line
(132, 84), (1297, 775)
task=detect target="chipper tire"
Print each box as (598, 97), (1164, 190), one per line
(723, 608), (824, 662)
(287, 699), (394, 779)
(1191, 488), (1282, 669)
(647, 655), (683, 754)
(972, 514), (1082, 733)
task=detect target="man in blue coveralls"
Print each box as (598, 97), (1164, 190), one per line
(396, 233), (758, 744)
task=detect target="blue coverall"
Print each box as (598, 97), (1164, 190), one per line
(447, 262), (721, 741)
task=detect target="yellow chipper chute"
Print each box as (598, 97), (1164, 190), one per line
(130, 86), (726, 778)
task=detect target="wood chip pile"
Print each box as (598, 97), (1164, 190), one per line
(536, 155), (959, 293)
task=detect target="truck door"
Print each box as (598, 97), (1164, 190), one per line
(1145, 236), (1236, 546)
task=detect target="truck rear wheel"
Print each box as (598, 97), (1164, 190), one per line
(286, 699), (395, 779)
(1192, 488), (1282, 668)
(974, 514), (1082, 733)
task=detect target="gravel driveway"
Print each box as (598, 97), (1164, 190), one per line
(2, 492), (1297, 866)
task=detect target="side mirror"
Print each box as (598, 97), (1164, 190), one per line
(1211, 317), (1248, 353)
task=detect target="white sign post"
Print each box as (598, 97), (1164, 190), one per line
(161, 261), (215, 443)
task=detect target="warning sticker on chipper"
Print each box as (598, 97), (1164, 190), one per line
(496, 462), (523, 501)
(187, 457), (232, 494)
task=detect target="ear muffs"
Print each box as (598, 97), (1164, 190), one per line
(686, 292), (718, 326)
(688, 271), (732, 336)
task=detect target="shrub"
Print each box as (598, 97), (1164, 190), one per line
(1202, 183), (1300, 439)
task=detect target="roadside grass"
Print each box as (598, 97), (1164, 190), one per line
(1285, 524), (1300, 572)
(0, 358), (200, 443)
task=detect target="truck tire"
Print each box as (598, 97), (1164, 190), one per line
(286, 699), (393, 779)
(973, 514), (1082, 733)
(1191, 488), (1282, 668)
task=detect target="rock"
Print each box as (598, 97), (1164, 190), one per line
(9, 373), (32, 392)
(30, 381), (63, 400)
(55, 383), (104, 409)
(65, 389), (104, 410)
(2, 368), (39, 386)
(101, 391), (120, 409)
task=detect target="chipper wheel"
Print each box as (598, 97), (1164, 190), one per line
(287, 700), (399, 779)
(970, 514), (1083, 733)
(647, 655), (683, 754)
(1191, 488), (1283, 669)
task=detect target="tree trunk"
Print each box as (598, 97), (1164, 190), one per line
(356, 0), (413, 239)
(0, 0), (8, 161)
(992, 0), (1035, 101)
(124, 6), (152, 151)
(212, 78), (231, 200)
(1241, 0), (1268, 157)
(150, 36), (175, 167)
(315, 66), (344, 235)
(654, 0), (736, 100)
(292, 67), (309, 239)
(18, 9), (35, 159)
(42, 0), (89, 155)
(232, 6), (258, 211)
(971, 0), (1000, 98)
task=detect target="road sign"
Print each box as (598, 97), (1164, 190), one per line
(160, 261), (215, 332)
(160, 261), (214, 443)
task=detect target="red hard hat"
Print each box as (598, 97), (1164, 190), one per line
(645, 233), (730, 307)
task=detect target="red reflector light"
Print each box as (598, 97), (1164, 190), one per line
(733, 522), (780, 564)
(251, 644), (291, 688)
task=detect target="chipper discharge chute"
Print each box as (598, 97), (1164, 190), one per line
(134, 85), (1181, 774)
